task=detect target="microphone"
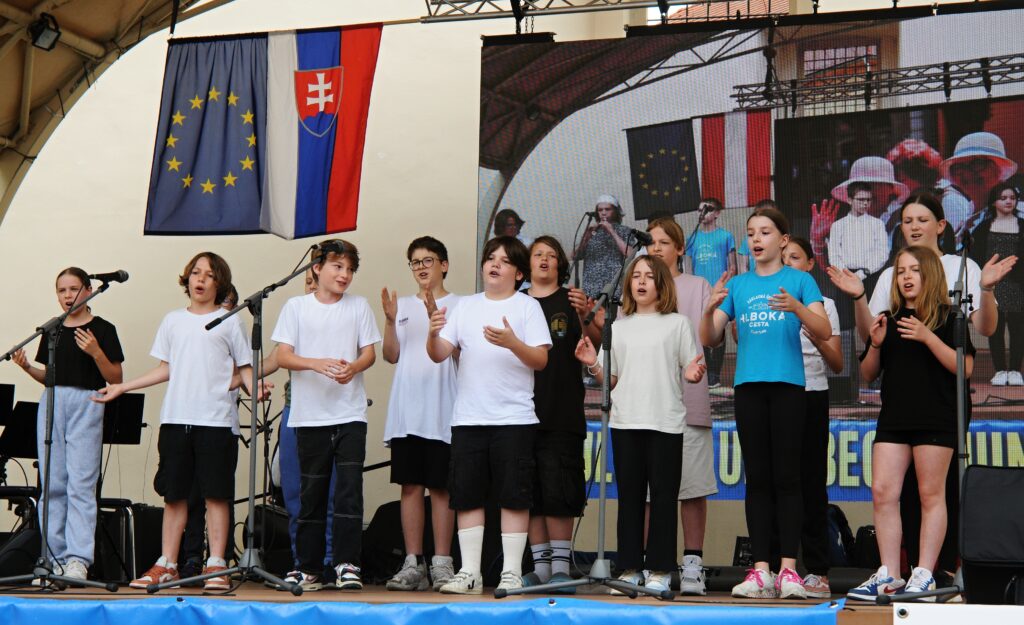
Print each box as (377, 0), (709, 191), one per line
(628, 228), (654, 247)
(88, 270), (129, 283)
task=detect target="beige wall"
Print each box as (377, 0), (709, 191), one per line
(0, 0), (885, 566)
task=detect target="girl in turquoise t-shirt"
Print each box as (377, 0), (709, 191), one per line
(700, 207), (831, 600)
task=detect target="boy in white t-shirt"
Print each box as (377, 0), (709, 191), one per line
(272, 240), (382, 591)
(381, 236), (460, 591)
(427, 236), (552, 594)
(94, 252), (255, 592)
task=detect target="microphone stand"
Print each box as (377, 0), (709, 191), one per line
(0, 280), (121, 592)
(569, 212), (596, 289)
(685, 204), (710, 274)
(498, 233), (674, 601)
(144, 257), (325, 596)
(878, 236), (973, 605)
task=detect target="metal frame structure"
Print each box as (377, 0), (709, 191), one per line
(422, 0), (786, 23)
(733, 51), (1024, 112)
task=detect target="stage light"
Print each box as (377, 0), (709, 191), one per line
(28, 13), (61, 52)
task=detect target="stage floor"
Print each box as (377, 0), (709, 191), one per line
(1, 583), (890, 625)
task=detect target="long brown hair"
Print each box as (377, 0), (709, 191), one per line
(621, 256), (677, 315)
(889, 245), (949, 330)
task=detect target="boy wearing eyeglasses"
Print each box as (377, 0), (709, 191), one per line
(272, 239), (381, 591)
(380, 236), (461, 591)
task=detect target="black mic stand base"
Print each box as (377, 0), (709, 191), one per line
(0, 557), (119, 592)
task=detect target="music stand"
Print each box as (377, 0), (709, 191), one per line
(0, 402), (42, 461)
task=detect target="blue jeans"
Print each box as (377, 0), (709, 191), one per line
(279, 405), (335, 568)
(36, 387), (103, 566)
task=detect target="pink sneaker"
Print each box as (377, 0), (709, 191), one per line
(731, 568), (777, 598)
(776, 567), (807, 599)
(803, 573), (831, 599)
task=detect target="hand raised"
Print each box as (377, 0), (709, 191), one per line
(575, 336), (598, 366)
(705, 271), (730, 314)
(896, 314), (934, 343)
(826, 266), (866, 299)
(381, 287), (398, 323)
(869, 314), (887, 347)
(424, 290), (439, 317)
(981, 253), (1018, 289)
(75, 328), (102, 358)
(429, 306), (448, 337)
(768, 287), (801, 312)
(684, 353), (706, 383)
(483, 316), (519, 349)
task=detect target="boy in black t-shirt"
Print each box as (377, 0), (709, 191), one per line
(522, 236), (595, 589)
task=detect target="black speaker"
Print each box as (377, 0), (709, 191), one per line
(130, 503), (164, 576)
(0, 525), (40, 576)
(243, 504), (293, 575)
(961, 465), (1024, 604)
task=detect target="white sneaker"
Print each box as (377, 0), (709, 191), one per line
(776, 567), (807, 599)
(679, 555), (706, 595)
(430, 555), (456, 591)
(644, 570), (672, 593)
(610, 569), (644, 595)
(496, 570), (523, 591)
(992, 371), (1009, 386)
(281, 570), (322, 592)
(439, 570), (483, 595)
(386, 556), (429, 591)
(901, 567), (937, 602)
(335, 563), (363, 590)
(732, 568), (777, 598)
(1009, 371), (1024, 386)
(64, 559), (88, 582)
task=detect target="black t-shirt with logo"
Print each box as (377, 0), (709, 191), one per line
(526, 287), (586, 436)
(35, 316), (124, 390)
(876, 306), (973, 433)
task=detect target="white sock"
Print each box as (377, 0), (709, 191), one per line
(432, 554), (453, 566)
(530, 542), (552, 582)
(501, 532), (529, 577)
(457, 526), (485, 576)
(206, 556), (226, 568)
(155, 556), (177, 569)
(550, 540), (572, 577)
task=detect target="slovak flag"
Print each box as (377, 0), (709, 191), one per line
(263, 26), (382, 239)
(144, 24), (381, 239)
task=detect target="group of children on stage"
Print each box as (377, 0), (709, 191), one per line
(10, 190), (1015, 600)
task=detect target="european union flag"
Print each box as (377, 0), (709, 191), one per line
(626, 120), (701, 221)
(145, 36), (268, 234)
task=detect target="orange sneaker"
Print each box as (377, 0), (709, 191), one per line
(130, 563), (179, 589)
(203, 566), (230, 591)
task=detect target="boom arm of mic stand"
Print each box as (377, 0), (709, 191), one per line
(1, 281), (112, 362)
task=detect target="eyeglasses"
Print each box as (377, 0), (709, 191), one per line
(409, 257), (438, 270)
(851, 195), (873, 203)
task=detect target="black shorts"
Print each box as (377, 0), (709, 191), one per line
(153, 424), (239, 502)
(448, 424), (536, 511)
(390, 435), (451, 490)
(874, 429), (956, 450)
(531, 431), (586, 518)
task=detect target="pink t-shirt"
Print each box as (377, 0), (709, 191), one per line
(673, 273), (712, 427)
